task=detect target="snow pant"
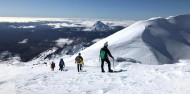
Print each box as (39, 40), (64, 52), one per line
(77, 64), (82, 72)
(101, 58), (112, 72)
(59, 65), (63, 71)
(51, 67), (55, 71)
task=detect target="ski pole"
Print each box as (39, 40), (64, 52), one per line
(113, 59), (115, 71)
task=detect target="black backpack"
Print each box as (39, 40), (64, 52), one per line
(75, 56), (81, 63)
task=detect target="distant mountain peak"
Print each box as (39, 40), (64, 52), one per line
(94, 21), (104, 26)
(92, 21), (112, 31)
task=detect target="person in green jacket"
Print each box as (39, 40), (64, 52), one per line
(100, 42), (114, 72)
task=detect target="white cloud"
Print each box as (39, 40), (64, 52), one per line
(18, 39), (28, 44)
(0, 17), (82, 22)
(8, 25), (35, 28)
(46, 23), (79, 28)
(18, 26), (35, 28)
(55, 38), (73, 47)
(92, 38), (102, 43)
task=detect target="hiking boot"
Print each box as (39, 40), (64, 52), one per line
(102, 70), (105, 73)
(108, 70), (113, 72)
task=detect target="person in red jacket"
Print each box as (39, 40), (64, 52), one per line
(51, 61), (55, 71)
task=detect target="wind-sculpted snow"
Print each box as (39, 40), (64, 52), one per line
(142, 14), (190, 64)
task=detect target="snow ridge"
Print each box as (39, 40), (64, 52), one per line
(71, 14), (190, 65)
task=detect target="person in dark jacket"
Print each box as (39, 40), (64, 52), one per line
(100, 42), (114, 72)
(51, 61), (55, 71)
(59, 58), (65, 71)
(75, 53), (84, 72)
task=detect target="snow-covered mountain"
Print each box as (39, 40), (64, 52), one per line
(1, 14), (190, 94)
(68, 14), (190, 65)
(91, 21), (112, 31)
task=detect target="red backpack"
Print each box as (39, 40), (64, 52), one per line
(51, 63), (55, 68)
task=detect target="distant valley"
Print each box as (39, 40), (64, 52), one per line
(0, 18), (135, 62)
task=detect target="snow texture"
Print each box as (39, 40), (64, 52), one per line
(1, 60), (190, 94)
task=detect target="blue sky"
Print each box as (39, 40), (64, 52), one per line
(0, 0), (190, 20)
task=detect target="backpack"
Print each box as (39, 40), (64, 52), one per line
(100, 49), (106, 59)
(75, 56), (81, 63)
(59, 60), (64, 66)
(51, 63), (55, 68)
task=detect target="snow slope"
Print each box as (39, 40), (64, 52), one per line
(67, 14), (190, 65)
(1, 60), (190, 94)
(65, 20), (155, 66)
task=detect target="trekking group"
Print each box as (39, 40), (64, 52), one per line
(51, 58), (65, 71)
(50, 42), (114, 73)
